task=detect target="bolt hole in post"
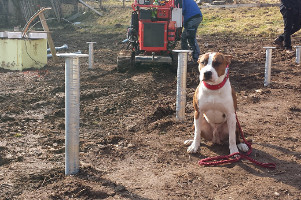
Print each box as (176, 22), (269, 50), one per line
(294, 46), (301, 64)
(172, 50), (192, 121)
(57, 53), (88, 175)
(263, 47), (275, 87)
(87, 42), (96, 69)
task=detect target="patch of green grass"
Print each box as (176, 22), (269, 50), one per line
(75, 7), (132, 35)
(15, 133), (23, 137)
(73, 4), (287, 40)
(199, 6), (283, 38)
(92, 0), (133, 7)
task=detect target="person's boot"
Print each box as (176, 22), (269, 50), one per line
(284, 47), (294, 53)
(273, 38), (284, 49)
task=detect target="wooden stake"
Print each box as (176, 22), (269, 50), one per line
(78, 0), (102, 16)
(39, 12), (58, 63)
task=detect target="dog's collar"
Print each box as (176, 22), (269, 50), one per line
(203, 65), (229, 90)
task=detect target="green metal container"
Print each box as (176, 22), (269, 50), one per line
(0, 32), (47, 71)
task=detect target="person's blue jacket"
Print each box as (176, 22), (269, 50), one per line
(182, 0), (202, 27)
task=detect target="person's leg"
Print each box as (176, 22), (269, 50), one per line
(274, 8), (293, 48)
(290, 14), (301, 36)
(275, 17), (299, 44)
(186, 16), (202, 61)
(282, 9), (294, 49)
(181, 28), (189, 50)
(193, 37), (200, 61)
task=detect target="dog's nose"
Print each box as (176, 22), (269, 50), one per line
(204, 71), (212, 80)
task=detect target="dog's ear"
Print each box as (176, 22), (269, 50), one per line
(197, 54), (205, 64)
(197, 53), (209, 64)
(224, 55), (233, 65)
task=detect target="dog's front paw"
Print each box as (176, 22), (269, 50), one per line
(229, 146), (239, 155)
(187, 142), (200, 154)
(237, 143), (249, 152)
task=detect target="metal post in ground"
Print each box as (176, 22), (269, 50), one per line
(172, 50), (192, 121)
(263, 47), (275, 87)
(47, 44), (68, 53)
(294, 46), (301, 64)
(87, 42), (96, 69)
(57, 53), (88, 175)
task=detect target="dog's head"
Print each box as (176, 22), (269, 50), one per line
(197, 52), (232, 84)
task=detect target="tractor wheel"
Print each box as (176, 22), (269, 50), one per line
(117, 50), (135, 73)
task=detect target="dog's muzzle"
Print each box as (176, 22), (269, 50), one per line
(203, 71), (212, 81)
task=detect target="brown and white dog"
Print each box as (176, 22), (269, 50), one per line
(185, 52), (249, 155)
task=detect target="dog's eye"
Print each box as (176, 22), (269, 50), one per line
(200, 61), (206, 65)
(213, 61), (221, 66)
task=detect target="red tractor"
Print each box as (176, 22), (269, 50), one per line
(117, 0), (183, 72)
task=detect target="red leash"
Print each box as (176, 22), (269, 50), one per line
(198, 114), (276, 169)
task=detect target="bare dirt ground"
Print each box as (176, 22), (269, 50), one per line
(1, 8), (301, 200)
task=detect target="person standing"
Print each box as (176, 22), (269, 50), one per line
(181, 0), (203, 62)
(274, 0), (301, 53)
